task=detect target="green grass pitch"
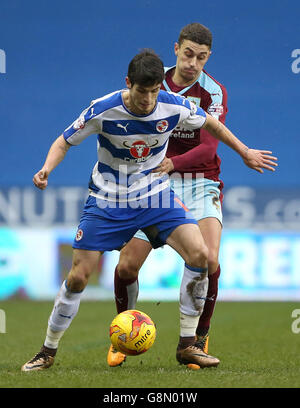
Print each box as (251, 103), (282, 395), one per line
(0, 300), (299, 388)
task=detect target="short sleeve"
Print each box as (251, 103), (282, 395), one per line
(180, 99), (207, 130)
(63, 104), (101, 145)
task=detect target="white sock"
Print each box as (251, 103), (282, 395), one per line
(127, 280), (139, 309)
(179, 264), (208, 316)
(179, 312), (200, 337)
(48, 280), (82, 332)
(44, 326), (65, 349)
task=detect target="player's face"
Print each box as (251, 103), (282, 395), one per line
(174, 40), (211, 85)
(126, 79), (161, 115)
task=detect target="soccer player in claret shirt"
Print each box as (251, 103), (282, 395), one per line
(22, 49), (277, 372)
(107, 23), (274, 369)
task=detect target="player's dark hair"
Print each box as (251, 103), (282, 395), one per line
(178, 23), (212, 49)
(127, 49), (165, 87)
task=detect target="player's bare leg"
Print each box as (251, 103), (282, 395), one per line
(166, 223), (220, 368)
(115, 238), (152, 310)
(108, 238), (152, 367)
(21, 249), (102, 372)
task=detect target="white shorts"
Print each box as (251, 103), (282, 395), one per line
(134, 177), (223, 242)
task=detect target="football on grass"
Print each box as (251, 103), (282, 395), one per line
(109, 310), (156, 356)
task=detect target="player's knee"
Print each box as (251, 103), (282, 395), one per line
(117, 258), (140, 280)
(186, 243), (209, 268)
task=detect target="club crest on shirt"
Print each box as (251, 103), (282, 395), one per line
(156, 119), (169, 133)
(73, 117), (85, 130)
(187, 96), (201, 107)
(123, 139), (159, 161)
(75, 229), (83, 241)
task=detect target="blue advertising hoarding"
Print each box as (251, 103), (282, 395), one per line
(0, 226), (299, 301)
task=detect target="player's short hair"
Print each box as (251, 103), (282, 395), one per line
(127, 49), (165, 87)
(178, 23), (212, 49)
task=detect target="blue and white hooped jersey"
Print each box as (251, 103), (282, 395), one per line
(63, 89), (207, 202)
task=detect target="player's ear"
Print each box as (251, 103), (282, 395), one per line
(174, 42), (180, 56)
(125, 76), (132, 89)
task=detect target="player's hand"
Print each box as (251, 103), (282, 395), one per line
(152, 157), (174, 175)
(243, 149), (278, 173)
(33, 168), (49, 190)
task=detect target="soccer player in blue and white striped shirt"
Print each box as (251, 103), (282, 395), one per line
(22, 49), (277, 371)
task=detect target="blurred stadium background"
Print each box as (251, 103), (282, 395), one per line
(0, 0), (300, 303)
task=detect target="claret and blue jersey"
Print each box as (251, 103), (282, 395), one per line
(162, 66), (228, 181)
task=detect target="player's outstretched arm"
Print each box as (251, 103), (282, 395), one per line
(241, 148), (278, 173)
(203, 114), (278, 173)
(33, 135), (71, 190)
